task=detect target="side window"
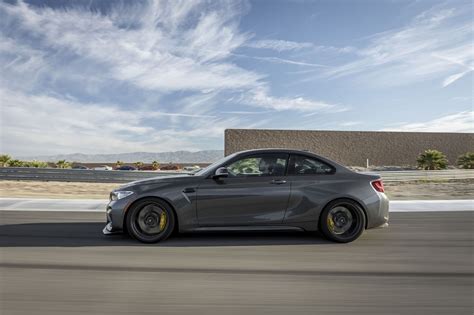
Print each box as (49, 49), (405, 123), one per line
(227, 154), (288, 177)
(288, 155), (334, 175)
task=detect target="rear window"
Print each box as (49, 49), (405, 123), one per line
(288, 155), (334, 175)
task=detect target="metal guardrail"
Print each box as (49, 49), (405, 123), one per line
(0, 167), (473, 183)
(0, 167), (188, 183)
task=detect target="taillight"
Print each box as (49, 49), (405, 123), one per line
(371, 179), (385, 193)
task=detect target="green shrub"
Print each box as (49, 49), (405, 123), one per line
(56, 160), (71, 169)
(7, 159), (25, 167)
(151, 161), (160, 170)
(416, 149), (448, 170)
(457, 152), (474, 169)
(28, 160), (49, 168)
(0, 154), (11, 167)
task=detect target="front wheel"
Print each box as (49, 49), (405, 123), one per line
(319, 199), (366, 243)
(126, 199), (175, 243)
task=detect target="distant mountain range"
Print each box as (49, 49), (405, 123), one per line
(17, 150), (224, 163)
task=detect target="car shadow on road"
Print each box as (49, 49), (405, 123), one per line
(0, 222), (332, 247)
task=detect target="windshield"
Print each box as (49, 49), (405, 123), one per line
(193, 153), (238, 176)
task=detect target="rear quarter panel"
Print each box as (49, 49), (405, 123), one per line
(284, 173), (379, 230)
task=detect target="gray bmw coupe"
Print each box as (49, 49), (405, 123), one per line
(104, 149), (389, 243)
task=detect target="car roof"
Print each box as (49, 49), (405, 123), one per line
(235, 148), (316, 155)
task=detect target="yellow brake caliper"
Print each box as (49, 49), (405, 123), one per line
(159, 212), (167, 232)
(327, 216), (335, 232)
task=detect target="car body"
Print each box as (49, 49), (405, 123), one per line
(103, 149), (389, 243)
(72, 165), (88, 170)
(183, 165), (201, 172)
(93, 165), (113, 171)
(117, 165), (137, 171)
(138, 165), (155, 171)
(160, 164), (179, 171)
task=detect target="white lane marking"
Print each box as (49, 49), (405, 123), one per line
(0, 198), (107, 212)
(390, 200), (473, 212)
(0, 198), (472, 212)
(0, 209), (105, 212)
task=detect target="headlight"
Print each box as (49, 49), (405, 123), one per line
(110, 191), (134, 201)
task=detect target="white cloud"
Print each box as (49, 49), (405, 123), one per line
(244, 87), (336, 112)
(245, 39), (354, 54)
(0, 0), (263, 92)
(240, 55), (328, 67)
(318, 5), (473, 87)
(340, 121), (362, 127)
(0, 0), (350, 155)
(245, 39), (314, 51)
(0, 87), (277, 155)
(0, 0), (340, 106)
(381, 111), (474, 133)
(442, 70), (471, 87)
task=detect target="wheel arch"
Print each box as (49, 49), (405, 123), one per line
(319, 197), (369, 230)
(123, 196), (179, 235)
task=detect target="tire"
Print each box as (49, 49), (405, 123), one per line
(319, 199), (366, 243)
(126, 198), (175, 243)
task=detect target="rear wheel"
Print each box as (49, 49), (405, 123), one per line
(126, 198), (175, 243)
(320, 199), (365, 243)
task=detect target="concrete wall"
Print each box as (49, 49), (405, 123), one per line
(225, 129), (474, 166)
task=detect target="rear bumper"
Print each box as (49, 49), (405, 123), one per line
(374, 222), (389, 229)
(366, 192), (390, 229)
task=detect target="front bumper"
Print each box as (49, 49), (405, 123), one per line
(102, 198), (130, 235)
(103, 222), (121, 235)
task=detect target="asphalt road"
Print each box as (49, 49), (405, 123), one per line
(1, 210), (473, 315)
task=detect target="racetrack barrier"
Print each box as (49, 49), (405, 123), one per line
(0, 167), (472, 183)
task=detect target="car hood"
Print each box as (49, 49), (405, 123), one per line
(117, 174), (199, 190)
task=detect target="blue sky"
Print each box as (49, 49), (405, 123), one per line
(1, 0), (472, 155)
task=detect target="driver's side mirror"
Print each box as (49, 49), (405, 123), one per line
(213, 167), (229, 179)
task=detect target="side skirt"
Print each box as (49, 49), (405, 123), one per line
(188, 225), (305, 232)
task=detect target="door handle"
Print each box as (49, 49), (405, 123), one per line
(271, 179), (287, 185)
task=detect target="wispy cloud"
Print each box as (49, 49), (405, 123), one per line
(220, 110), (273, 115)
(245, 39), (354, 54)
(316, 4), (473, 87)
(3, 1), (468, 156)
(339, 121), (362, 127)
(233, 53), (328, 68)
(245, 39), (314, 51)
(442, 71), (471, 87)
(0, 0), (346, 155)
(381, 111), (474, 133)
(0, 88), (266, 155)
(243, 87), (336, 112)
(0, 1), (341, 102)
(0, 0), (263, 92)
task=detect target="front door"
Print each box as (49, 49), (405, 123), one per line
(196, 153), (290, 226)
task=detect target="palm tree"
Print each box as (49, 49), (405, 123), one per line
(416, 150), (448, 170)
(134, 161), (144, 170)
(457, 152), (474, 169)
(0, 154), (11, 167)
(56, 160), (71, 169)
(151, 161), (160, 170)
(116, 160), (124, 168)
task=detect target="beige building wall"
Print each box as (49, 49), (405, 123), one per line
(225, 129), (474, 166)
